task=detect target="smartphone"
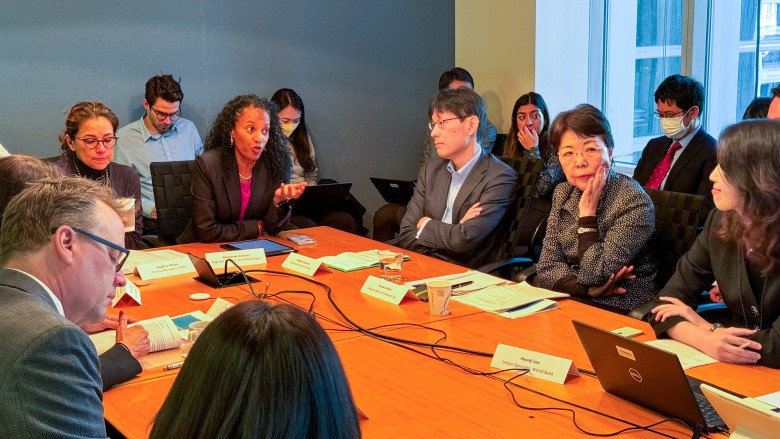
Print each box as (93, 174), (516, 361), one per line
(287, 234), (317, 246)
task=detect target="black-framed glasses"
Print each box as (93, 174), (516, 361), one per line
(72, 227), (130, 272)
(149, 106), (181, 122)
(428, 116), (464, 131)
(73, 136), (118, 149)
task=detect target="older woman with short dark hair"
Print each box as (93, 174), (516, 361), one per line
(536, 104), (657, 313)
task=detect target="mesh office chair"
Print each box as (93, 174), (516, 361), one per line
(144, 160), (197, 247)
(629, 188), (714, 320)
(478, 156), (545, 279)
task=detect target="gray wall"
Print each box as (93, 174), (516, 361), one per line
(0, 0), (454, 228)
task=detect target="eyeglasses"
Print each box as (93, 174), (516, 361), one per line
(74, 136), (118, 149)
(72, 227), (130, 272)
(558, 146), (605, 162)
(653, 110), (685, 119)
(428, 116), (463, 131)
(149, 106), (181, 122)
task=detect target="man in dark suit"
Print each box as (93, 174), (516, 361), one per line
(0, 177), (132, 437)
(399, 88), (518, 268)
(633, 74), (717, 218)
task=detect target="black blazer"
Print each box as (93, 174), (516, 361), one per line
(179, 148), (291, 243)
(633, 129), (717, 217)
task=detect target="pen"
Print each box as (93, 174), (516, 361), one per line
(738, 341), (752, 349)
(451, 281), (474, 289)
(164, 362), (184, 371)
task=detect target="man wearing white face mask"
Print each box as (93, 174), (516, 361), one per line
(633, 74), (717, 222)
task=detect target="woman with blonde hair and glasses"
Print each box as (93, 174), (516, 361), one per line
(536, 104), (657, 313)
(55, 101), (143, 249)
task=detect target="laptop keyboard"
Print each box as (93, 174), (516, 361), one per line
(694, 391), (723, 426)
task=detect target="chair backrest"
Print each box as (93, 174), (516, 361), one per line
(151, 160), (197, 245)
(643, 187), (705, 288)
(492, 133), (507, 156)
(497, 156), (545, 261)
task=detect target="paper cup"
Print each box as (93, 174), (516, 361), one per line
(187, 320), (210, 343)
(426, 280), (452, 316)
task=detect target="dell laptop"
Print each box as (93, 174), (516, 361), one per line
(572, 320), (729, 433)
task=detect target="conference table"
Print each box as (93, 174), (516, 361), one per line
(103, 227), (779, 438)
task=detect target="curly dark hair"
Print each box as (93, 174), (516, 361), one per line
(715, 119), (780, 274)
(205, 95), (290, 183)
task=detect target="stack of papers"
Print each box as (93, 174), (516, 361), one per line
(320, 249), (410, 272)
(452, 282), (569, 314)
(405, 270), (508, 295)
(644, 339), (718, 369)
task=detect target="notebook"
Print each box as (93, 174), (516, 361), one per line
(292, 182), (352, 217)
(187, 253), (259, 288)
(700, 383), (780, 439)
(572, 320), (728, 433)
(370, 177), (416, 205)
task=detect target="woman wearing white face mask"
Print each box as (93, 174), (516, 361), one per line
(270, 88), (366, 235)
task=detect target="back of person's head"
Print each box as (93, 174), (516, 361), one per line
(270, 88), (315, 172)
(145, 74), (184, 106)
(438, 67), (475, 91)
(150, 301), (361, 439)
(505, 92), (551, 158)
(549, 103), (614, 154)
(742, 97), (772, 120)
(430, 88), (487, 144)
(715, 119), (780, 274)
(59, 101), (119, 153)
(0, 176), (121, 265)
(0, 155), (61, 229)
(654, 74), (705, 113)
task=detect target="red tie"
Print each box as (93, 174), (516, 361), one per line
(645, 141), (682, 190)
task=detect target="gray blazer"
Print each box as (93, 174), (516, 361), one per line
(399, 150), (518, 268)
(0, 269), (107, 438)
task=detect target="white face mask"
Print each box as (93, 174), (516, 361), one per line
(281, 122), (299, 137)
(659, 108), (692, 139)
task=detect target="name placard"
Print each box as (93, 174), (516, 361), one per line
(281, 253), (331, 276)
(113, 279), (142, 307)
(205, 249), (266, 271)
(490, 343), (580, 384)
(134, 257), (195, 280)
(360, 276), (416, 305)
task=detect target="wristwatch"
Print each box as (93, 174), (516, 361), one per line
(273, 199), (290, 209)
(709, 323), (723, 332)
(577, 227), (597, 234)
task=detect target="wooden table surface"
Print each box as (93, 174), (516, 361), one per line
(103, 227), (779, 439)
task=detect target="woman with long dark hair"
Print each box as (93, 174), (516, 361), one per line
(179, 94), (305, 243)
(652, 119), (780, 368)
(150, 301), (362, 438)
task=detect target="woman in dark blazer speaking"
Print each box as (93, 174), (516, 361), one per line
(652, 119), (780, 368)
(179, 95), (306, 243)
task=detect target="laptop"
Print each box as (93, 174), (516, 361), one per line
(187, 253), (259, 288)
(572, 320), (729, 433)
(292, 182), (352, 217)
(370, 177), (416, 205)
(700, 383), (780, 439)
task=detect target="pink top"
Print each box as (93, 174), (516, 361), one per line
(238, 180), (251, 221)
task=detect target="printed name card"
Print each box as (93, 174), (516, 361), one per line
(360, 276), (417, 305)
(113, 279), (142, 307)
(134, 256), (195, 281)
(281, 253), (331, 276)
(205, 249), (266, 271)
(490, 343), (580, 384)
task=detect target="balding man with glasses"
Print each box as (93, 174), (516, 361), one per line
(115, 74), (203, 234)
(0, 177), (142, 438)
